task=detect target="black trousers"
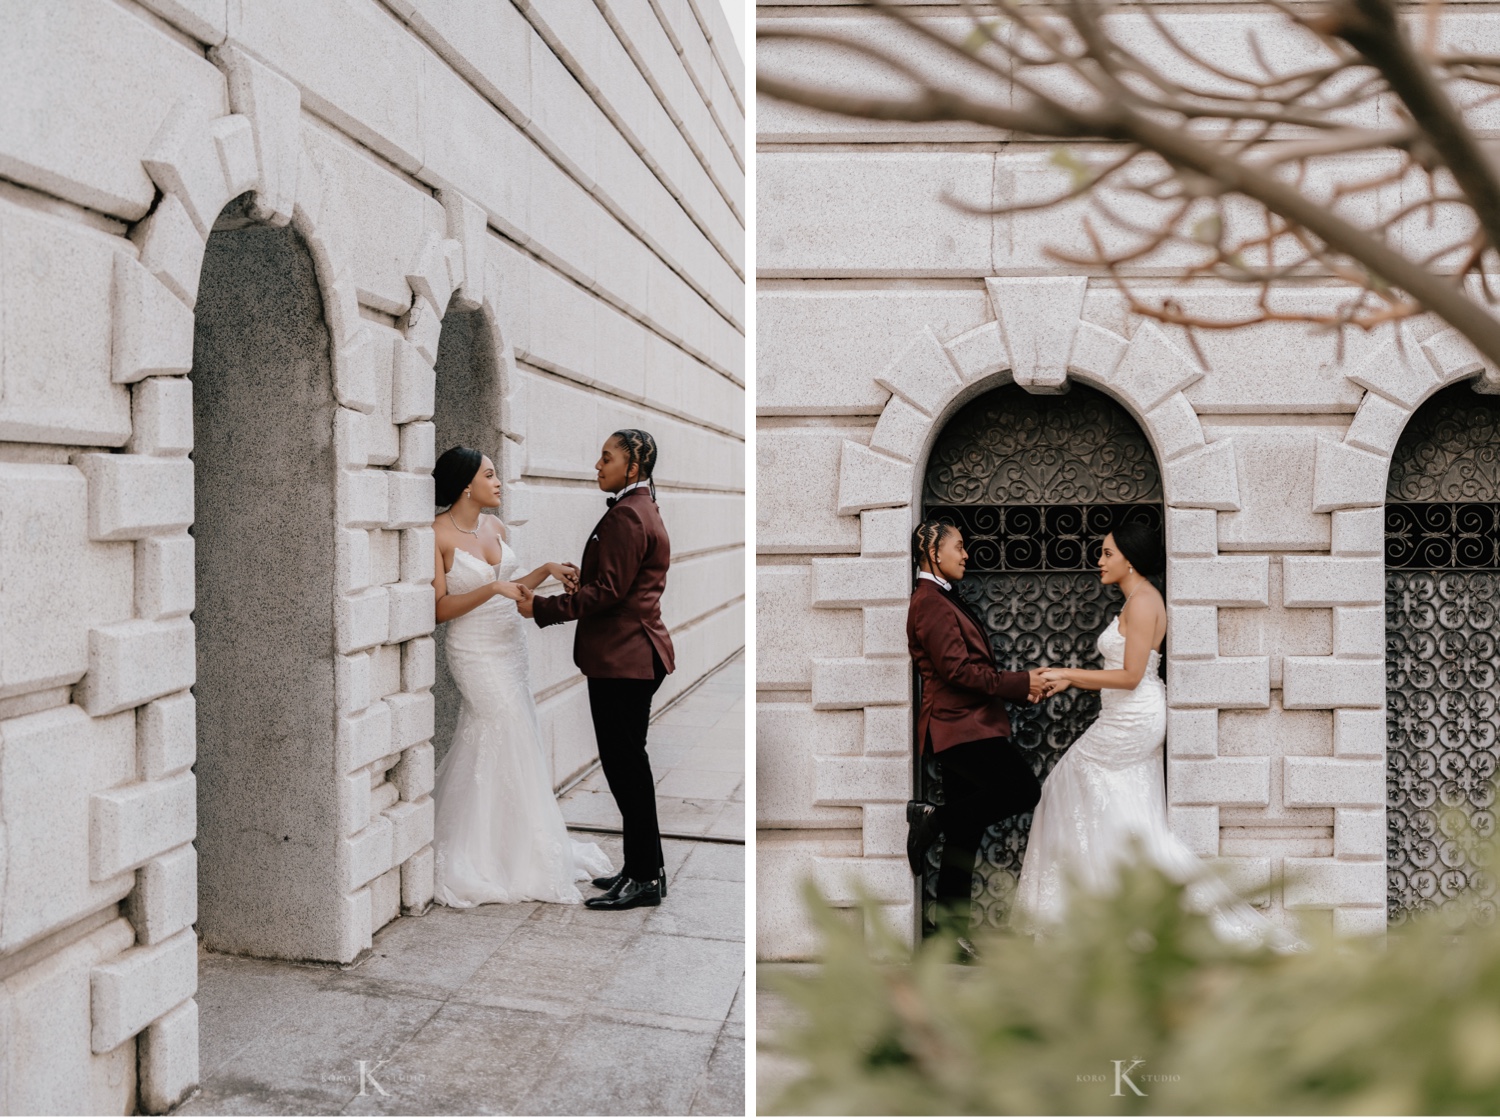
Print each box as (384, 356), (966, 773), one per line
(932, 735), (1042, 915)
(587, 651), (667, 881)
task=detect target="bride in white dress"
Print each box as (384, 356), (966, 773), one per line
(1013, 521), (1289, 948)
(429, 446), (612, 906)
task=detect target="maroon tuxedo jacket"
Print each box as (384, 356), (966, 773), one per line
(532, 487), (675, 679)
(907, 578), (1031, 754)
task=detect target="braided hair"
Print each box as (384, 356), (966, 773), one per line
(911, 517), (957, 585)
(610, 428), (659, 499)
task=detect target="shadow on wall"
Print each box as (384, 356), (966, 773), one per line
(192, 198), (341, 959)
(430, 303), (502, 769)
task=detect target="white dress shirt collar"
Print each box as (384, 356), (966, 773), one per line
(917, 570), (952, 592)
(611, 479), (651, 502)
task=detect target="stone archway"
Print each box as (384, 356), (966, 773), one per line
(1384, 382), (1500, 925)
(915, 383), (1164, 931)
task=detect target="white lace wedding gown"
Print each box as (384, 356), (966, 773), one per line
(431, 543), (612, 906)
(1012, 616), (1289, 948)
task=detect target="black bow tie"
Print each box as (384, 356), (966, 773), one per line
(606, 496), (617, 507)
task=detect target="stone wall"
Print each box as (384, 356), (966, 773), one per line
(0, 1), (744, 1111)
(756, 1), (1497, 958)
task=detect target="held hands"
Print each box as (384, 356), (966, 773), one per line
(493, 580), (532, 604)
(515, 584), (536, 618)
(1038, 668), (1073, 698)
(548, 561), (581, 593)
(1026, 667), (1049, 704)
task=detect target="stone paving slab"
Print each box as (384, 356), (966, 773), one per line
(180, 653), (746, 1116)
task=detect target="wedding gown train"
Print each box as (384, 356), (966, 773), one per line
(1012, 616), (1293, 949)
(432, 542), (612, 906)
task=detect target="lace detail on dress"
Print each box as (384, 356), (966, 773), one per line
(1011, 617), (1299, 950)
(431, 541), (611, 906)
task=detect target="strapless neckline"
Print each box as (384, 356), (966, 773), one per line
(449, 543), (506, 576)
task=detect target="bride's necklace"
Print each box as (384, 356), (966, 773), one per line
(448, 511), (481, 537)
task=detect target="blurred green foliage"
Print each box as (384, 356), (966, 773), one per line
(765, 859), (1500, 1115)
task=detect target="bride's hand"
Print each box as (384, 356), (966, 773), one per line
(492, 580), (528, 601)
(1040, 669), (1072, 697)
(550, 562), (580, 593)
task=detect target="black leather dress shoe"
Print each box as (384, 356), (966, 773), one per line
(592, 871), (626, 892)
(906, 800), (940, 875)
(584, 877), (662, 910)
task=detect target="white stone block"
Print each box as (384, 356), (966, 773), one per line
(400, 527), (436, 584)
(944, 320), (1005, 383)
(344, 817), (394, 891)
(1344, 392), (1411, 456)
(333, 329), (380, 415)
(1334, 708), (1387, 757)
(987, 276), (1086, 392)
(860, 508), (910, 558)
(211, 113), (257, 196)
(814, 756), (909, 806)
(127, 844), (197, 946)
(875, 327), (963, 417)
(77, 454), (193, 541)
(1282, 557), (1384, 607)
(1209, 857), (1272, 906)
(1332, 607), (1385, 659)
(1166, 507), (1218, 558)
(864, 606), (908, 659)
(862, 802), (909, 859)
(138, 691), (195, 781)
(1282, 657), (1384, 709)
(868, 395), (930, 464)
(837, 441), (914, 516)
(1312, 437), (1387, 511)
(1168, 805), (1219, 857)
(387, 691), (435, 752)
(337, 587), (389, 654)
(130, 193), (206, 308)
(1348, 331), (1440, 408)
(1163, 439), (1242, 511)
(1284, 757), (1384, 808)
(215, 44), (299, 225)
(811, 657), (911, 710)
(139, 996), (199, 1114)
(1167, 605), (1218, 660)
(387, 472), (435, 530)
(864, 704), (912, 756)
(337, 528), (371, 595)
(1331, 507), (1385, 557)
(337, 699), (392, 777)
(1067, 319), (1128, 380)
(1168, 556), (1269, 607)
(90, 927), (197, 1054)
(1168, 657), (1270, 709)
(1284, 858), (1386, 908)
(128, 377), (193, 458)
(404, 294), (443, 366)
(139, 0), (226, 43)
(392, 742), (435, 802)
(335, 408), (369, 471)
(810, 557), (908, 608)
(338, 469), (389, 529)
(401, 845), (435, 912)
(401, 637), (435, 693)
(1110, 321), (1205, 413)
(1167, 706), (1218, 758)
(1145, 392), (1206, 462)
(391, 338), (436, 425)
(758, 567), (862, 689)
(1169, 758), (1270, 806)
(812, 855), (910, 906)
(1421, 327), (1489, 384)
(76, 618), (195, 718)
(141, 99), (233, 238)
(1334, 807), (1386, 859)
(91, 771), (195, 881)
(397, 421), (436, 474)
(1333, 906), (1387, 937)
(337, 652), (373, 717)
(439, 189), (487, 310)
(388, 584), (435, 646)
(384, 796), (434, 866)
(112, 254), (194, 385)
(135, 533), (194, 620)
(405, 232), (454, 317)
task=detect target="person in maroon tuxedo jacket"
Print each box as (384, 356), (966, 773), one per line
(519, 429), (675, 911)
(907, 518), (1046, 935)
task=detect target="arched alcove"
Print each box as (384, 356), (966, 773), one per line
(916, 382), (1164, 933)
(430, 302), (503, 767)
(192, 197), (341, 957)
(1384, 382), (1500, 925)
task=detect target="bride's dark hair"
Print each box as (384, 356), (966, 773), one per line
(1109, 517), (1165, 578)
(434, 446), (484, 508)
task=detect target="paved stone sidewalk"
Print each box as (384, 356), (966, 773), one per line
(180, 655), (746, 1116)
(560, 654), (745, 843)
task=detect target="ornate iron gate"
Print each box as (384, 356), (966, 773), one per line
(1386, 385), (1500, 925)
(918, 384), (1163, 933)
